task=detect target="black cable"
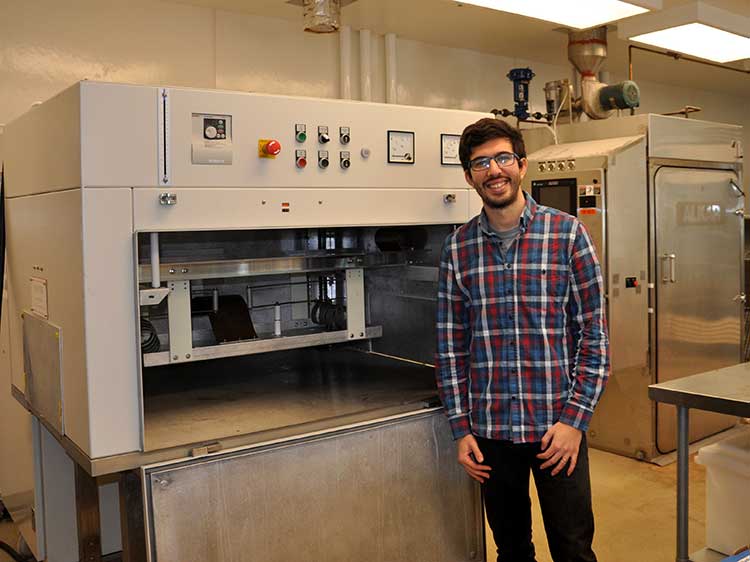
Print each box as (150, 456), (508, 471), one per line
(140, 317), (161, 353)
(0, 541), (30, 562)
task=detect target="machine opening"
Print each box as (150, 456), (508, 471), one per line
(136, 225), (452, 452)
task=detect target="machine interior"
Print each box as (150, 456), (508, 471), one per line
(137, 224), (453, 451)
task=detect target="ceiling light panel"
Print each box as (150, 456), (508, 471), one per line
(456, 0), (662, 30)
(619, 1), (750, 63)
(631, 23), (750, 63)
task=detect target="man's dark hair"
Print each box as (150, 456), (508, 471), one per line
(459, 118), (526, 171)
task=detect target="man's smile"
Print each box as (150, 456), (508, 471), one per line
(483, 176), (511, 191)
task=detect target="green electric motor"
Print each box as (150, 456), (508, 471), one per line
(599, 80), (641, 111)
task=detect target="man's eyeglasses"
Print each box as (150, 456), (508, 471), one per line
(468, 151), (521, 172)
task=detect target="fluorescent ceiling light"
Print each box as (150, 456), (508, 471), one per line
(631, 23), (750, 63)
(456, 0), (661, 30)
(619, 1), (750, 63)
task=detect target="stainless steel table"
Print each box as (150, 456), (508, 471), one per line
(649, 362), (750, 562)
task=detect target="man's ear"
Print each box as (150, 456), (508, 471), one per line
(464, 170), (474, 187)
(518, 158), (528, 181)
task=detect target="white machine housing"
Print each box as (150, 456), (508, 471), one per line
(3, 82), (489, 562)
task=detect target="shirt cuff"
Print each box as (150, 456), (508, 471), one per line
(448, 414), (471, 440)
(558, 401), (592, 433)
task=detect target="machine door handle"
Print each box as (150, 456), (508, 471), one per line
(661, 253), (676, 283)
(733, 293), (746, 303)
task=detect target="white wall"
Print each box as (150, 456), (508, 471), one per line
(1, 1), (747, 147)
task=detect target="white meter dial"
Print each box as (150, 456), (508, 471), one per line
(441, 134), (461, 166)
(388, 130), (415, 164)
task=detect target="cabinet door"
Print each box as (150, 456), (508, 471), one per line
(143, 410), (484, 562)
(654, 166), (743, 453)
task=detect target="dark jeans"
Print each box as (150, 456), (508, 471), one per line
(476, 434), (597, 562)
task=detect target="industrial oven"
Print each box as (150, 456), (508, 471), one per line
(2, 82), (489, 561)
(523, 115), (745, 459)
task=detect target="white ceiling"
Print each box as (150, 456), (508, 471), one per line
(169, 0), (750, 96)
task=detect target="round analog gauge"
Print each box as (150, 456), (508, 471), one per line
(388, 130), (415, 164)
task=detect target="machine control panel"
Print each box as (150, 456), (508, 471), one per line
(191, 113), (233, 165)
(177, 90), (490, 184)
(203, 118), (227, 140)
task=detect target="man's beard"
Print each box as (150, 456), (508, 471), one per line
(478, 178), (520, 210)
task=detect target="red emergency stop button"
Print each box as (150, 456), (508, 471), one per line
(263, 139), (281, 155)
(258, 139), (282, 158)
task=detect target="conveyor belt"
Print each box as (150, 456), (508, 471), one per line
(143, 347), (438, 451)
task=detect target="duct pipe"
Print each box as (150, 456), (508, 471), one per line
(303, 0), (340, 33)
(568, 27), (640, 120)
(570, 65), (581, 101)
(340, 25), (352, 99)
(360, 29), (372, 102)
(385, 33), (398, 104)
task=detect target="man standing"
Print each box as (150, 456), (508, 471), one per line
(436, 118), (609, 562)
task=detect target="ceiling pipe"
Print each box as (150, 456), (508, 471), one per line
(339, 25), (352, 99)
(385, 33), (398, 104)
(303, 0), (341, 33)
(360, 29), (372, 101)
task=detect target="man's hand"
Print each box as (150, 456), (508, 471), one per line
(536, 422), (582, 477)
(457, 434), (491, 483)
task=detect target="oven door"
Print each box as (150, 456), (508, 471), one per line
(142, 409), (485, 562)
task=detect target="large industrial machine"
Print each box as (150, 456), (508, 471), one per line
(1, 81), (490, 562)
(523, 115), (745, 460)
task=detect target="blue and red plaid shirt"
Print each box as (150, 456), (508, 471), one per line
(436, 193), (609, 442)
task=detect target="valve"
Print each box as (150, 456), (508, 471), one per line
(507, 67), (535, 121)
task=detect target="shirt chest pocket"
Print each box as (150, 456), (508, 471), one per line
(540, 263), (569, 300)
